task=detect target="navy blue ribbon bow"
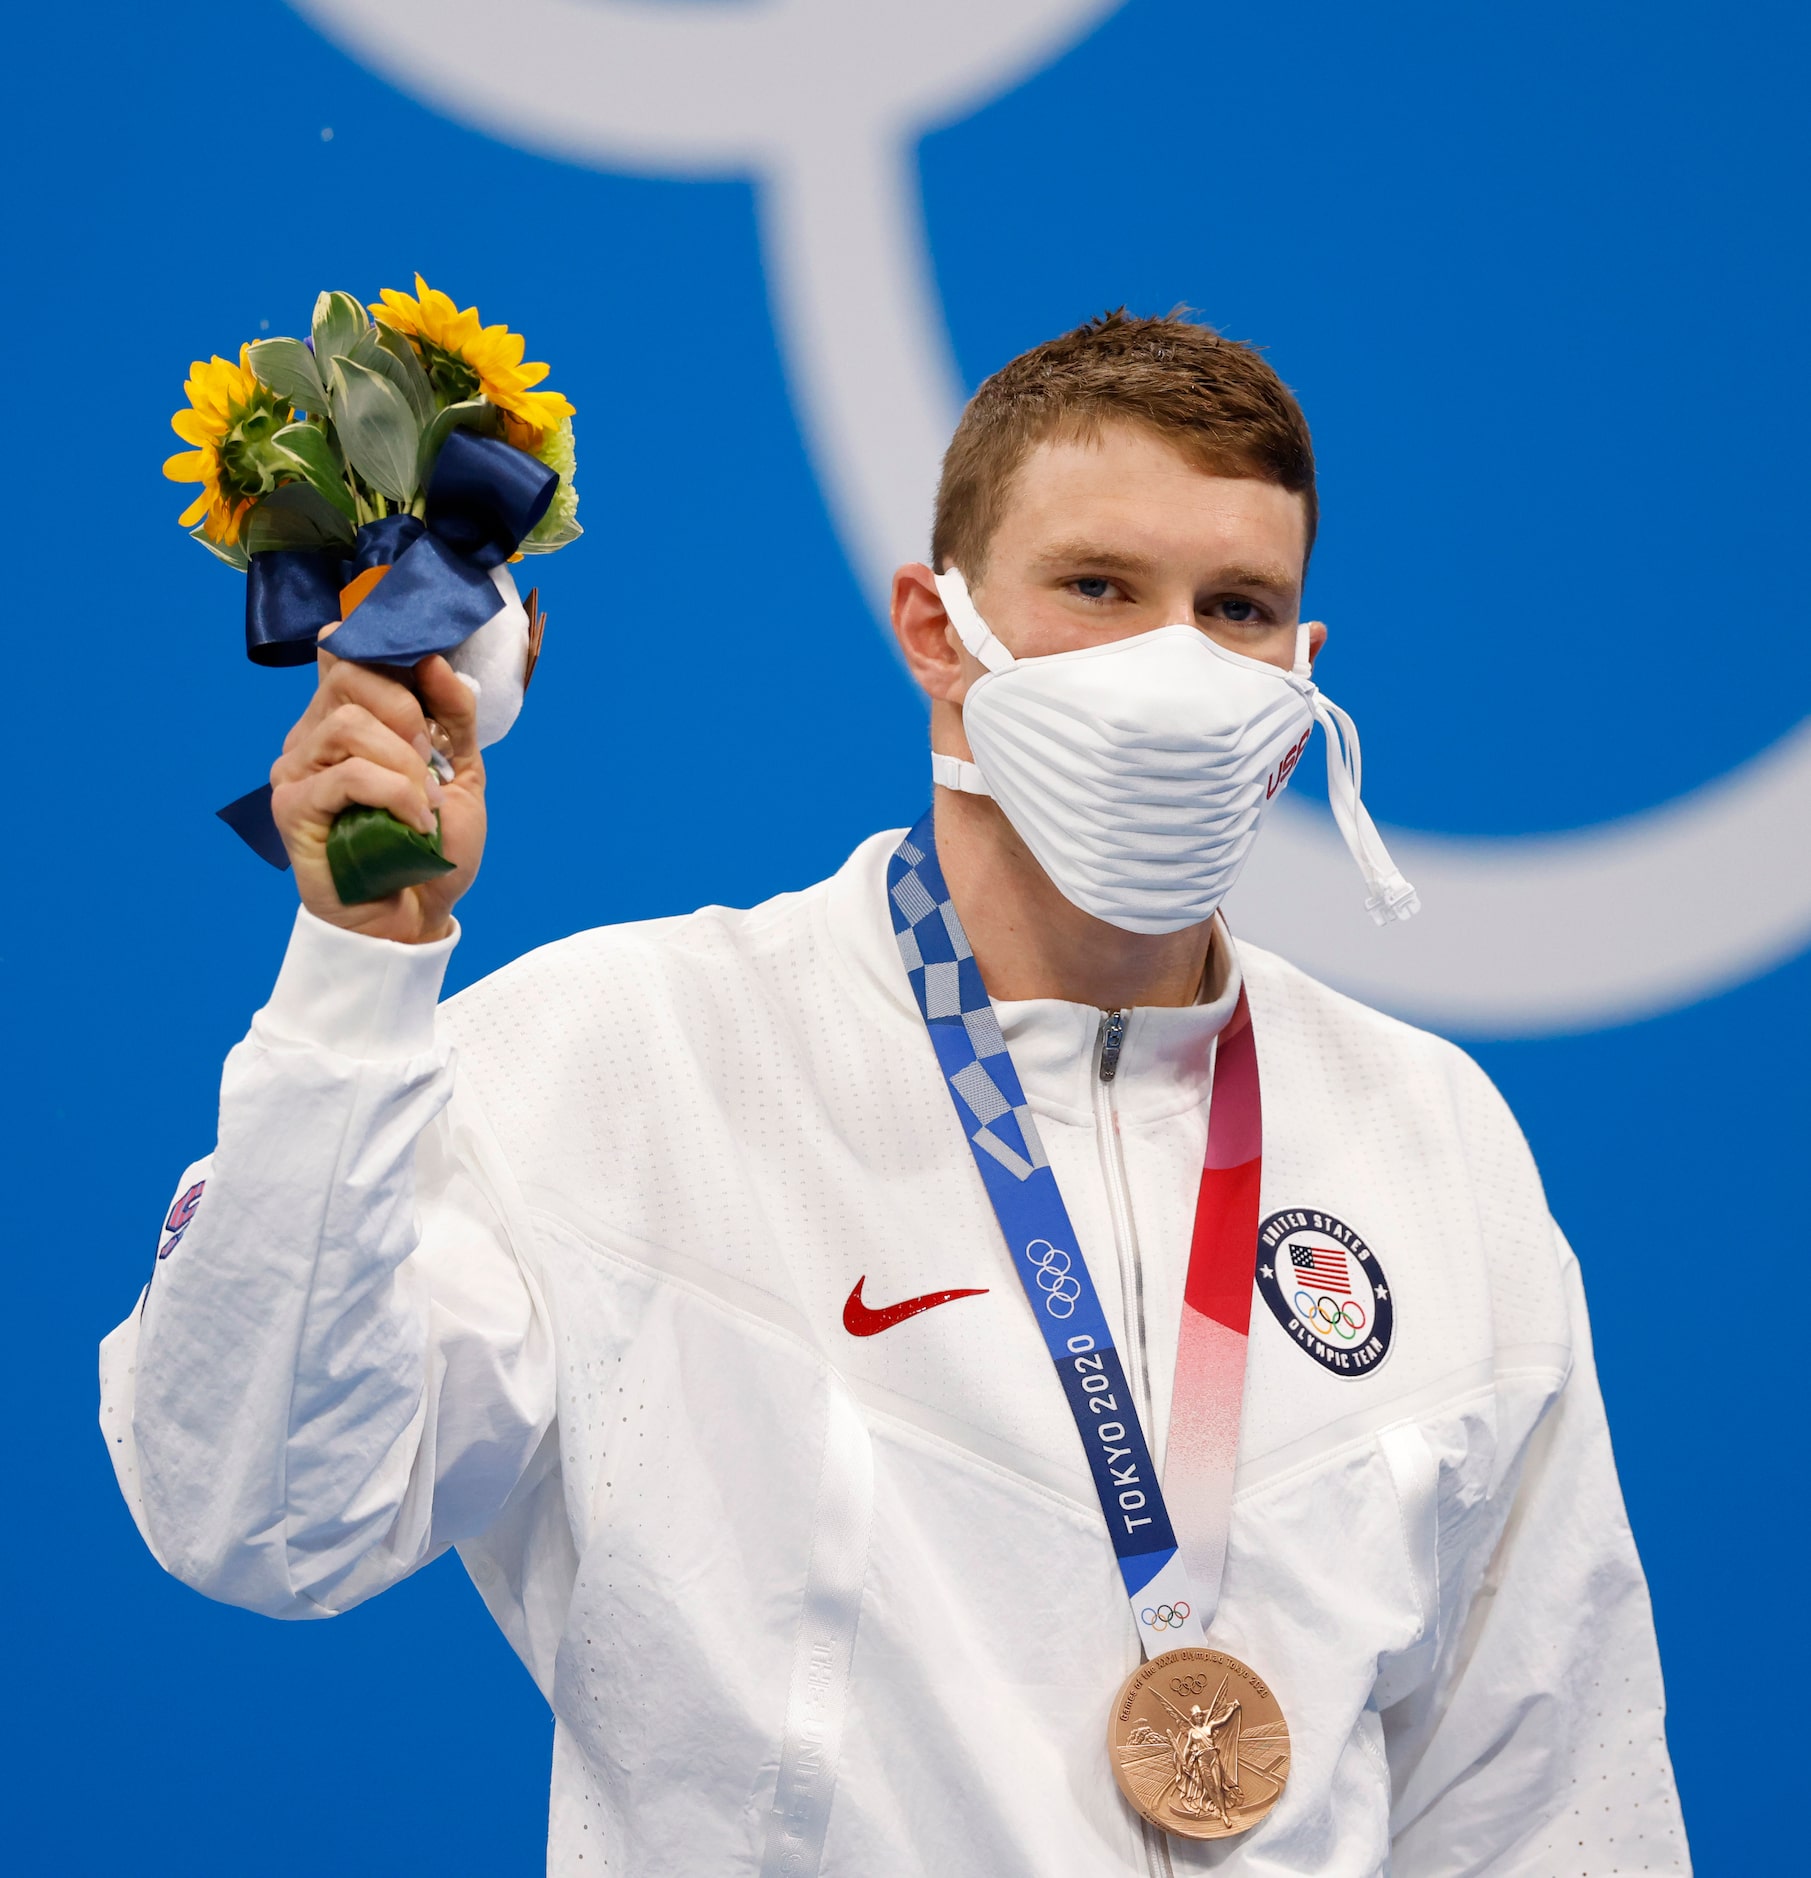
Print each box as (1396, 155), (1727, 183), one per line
(221, 429), (557, 864)
(244, 428), (556, 667)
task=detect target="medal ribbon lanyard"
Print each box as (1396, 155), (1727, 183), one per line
(889, 815), (1262, 1657)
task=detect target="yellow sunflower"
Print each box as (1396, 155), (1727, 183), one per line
(163, 345), (293, 545)
(370, 274), (575, 440)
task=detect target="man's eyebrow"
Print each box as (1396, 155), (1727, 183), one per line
(1032, 541), (1159, 576)
(1215, 565), (1299, 595)
(1033, 543), (1298, 594)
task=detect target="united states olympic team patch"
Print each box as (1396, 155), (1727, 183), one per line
(1255, 1210), (1394, 1376)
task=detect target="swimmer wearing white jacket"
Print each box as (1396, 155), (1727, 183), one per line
(102, 313), (1687, 1876)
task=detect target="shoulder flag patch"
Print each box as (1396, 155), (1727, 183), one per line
(158, 1180), (206, 1261)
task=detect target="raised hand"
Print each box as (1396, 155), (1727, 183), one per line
(269, 651), (485, 943)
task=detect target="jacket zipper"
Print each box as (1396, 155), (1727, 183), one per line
(1093, 1011), (1154, 1431)
(1096, 1010), (1174, 1878)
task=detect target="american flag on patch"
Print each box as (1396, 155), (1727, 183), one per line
(1290, 1242), (1350, 1295)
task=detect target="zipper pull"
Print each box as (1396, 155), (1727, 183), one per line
(1098, 1009), (1127, 1083)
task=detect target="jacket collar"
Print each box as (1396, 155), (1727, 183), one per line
(823, 827), (1241, 1127)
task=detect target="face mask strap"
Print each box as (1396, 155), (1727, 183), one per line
(931, 751), (993, 798)
(1307, 691), (1421, 926)
(933, 568), (1017, 675)
(1293, 620), (1313, 677)
(928, 568), (1006, 798)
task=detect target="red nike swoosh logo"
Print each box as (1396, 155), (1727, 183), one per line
(842, 1275), (989, 1337)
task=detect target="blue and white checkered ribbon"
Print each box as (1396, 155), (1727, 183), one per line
(889, 813), (1194, 1636)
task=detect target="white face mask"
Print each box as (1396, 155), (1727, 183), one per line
(931, 567), (1419, 936)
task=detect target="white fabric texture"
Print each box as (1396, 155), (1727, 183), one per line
(99, 830), (1686, 1877)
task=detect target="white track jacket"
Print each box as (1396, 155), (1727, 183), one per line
(101, 829), (1687, 1877)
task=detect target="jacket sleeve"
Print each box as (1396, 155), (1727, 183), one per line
(98, 909), (558, 1621)
(1381, 1231), (1690, 1875)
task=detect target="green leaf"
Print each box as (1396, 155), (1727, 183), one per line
(271, 422), (358, 519)
(245, 482), (357, 554)
(326, 804), (455, 905)
(189, 522), (250, 571)
(349, 323), (435, 429)
(311, 290), (368, 365)
(515, 515), (582, 554)
(247, 337), (328, 411)
(372, 323), (436, 428)
(415, 396), (501, 488)
(346, 323), (385, 368)
(329, 357), (422, 503)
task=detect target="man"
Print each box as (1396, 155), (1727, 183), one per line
(102, 313), (1687, 1875)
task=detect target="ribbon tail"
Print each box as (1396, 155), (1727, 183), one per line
(217, 783), (292, 870)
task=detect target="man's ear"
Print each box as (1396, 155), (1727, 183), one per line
(891, 563), (973, 704)
(1306, 620), (1329, 664)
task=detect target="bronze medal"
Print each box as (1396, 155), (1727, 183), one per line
(1107, 1647), (1291, 1840)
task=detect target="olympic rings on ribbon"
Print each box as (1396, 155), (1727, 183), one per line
(1025, 1239), (1082, 1318)
(1141, 1601), (1191, 1631)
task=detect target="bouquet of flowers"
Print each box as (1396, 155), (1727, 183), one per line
(164, 276), (580, 902)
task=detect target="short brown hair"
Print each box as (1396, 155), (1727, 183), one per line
(931, 310), (1316, 577)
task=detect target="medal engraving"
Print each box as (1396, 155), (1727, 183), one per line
(1108, 1648), (1290, 1840)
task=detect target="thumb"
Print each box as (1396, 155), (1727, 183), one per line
(415, 654), (480, 762)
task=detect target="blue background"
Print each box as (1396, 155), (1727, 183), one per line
(6, 1), (1805, 1868)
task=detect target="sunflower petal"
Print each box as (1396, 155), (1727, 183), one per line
(208, 498), (247, 545)
(177, 490), (211, 526)
(164, 448), (208, 481)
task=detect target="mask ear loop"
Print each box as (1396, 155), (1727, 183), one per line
(930, 567), (1004, 797)
(933, 568), (1017, 675)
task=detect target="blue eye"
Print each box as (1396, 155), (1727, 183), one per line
(1219, 597), (1259, 623)
(1074, 577), (1113, 600)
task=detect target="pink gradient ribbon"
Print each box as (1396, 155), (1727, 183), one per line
(1163, 991), (1262, 1631)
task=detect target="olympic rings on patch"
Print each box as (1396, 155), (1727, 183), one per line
(1296, 1289), (1367, 1342)
(1026, 1238), (1082, 1318)
(1141, 1602), (1191, 1630)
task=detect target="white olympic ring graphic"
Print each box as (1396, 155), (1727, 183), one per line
(1025, 1238), (1081, 1318)
(300, 0), (1811, 1037)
